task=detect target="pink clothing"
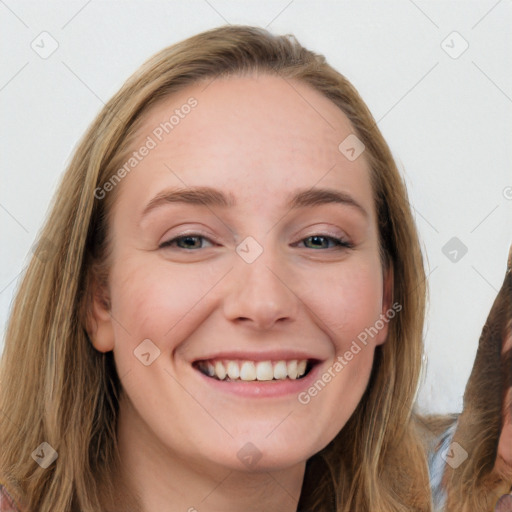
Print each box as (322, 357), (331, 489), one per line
(0, 484), (21, 512)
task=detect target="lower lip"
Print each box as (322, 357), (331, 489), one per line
(193, 363), (323, 398)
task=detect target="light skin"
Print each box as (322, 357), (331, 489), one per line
(88, 74), (392, 512)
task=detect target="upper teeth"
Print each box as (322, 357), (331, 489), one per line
(197, 359), (308, 381)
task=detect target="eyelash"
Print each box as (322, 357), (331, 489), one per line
(295, 235), (353, 250)
(159, 234), (353, 251)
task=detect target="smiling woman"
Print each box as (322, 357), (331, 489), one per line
(0, 25), (510, 512)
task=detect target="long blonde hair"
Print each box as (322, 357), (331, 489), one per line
(0, 25), (429, 511)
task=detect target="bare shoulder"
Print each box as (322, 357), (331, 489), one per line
(0, 483), (21, 512)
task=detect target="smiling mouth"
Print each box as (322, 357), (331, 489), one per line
(193, 359), (315, 382)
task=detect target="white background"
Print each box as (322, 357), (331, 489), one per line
(1, 1), (511, 414)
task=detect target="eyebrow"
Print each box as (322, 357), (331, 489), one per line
(141, 187), (235, 218)
(287, 188), (368, 218)
(140, 186), (369, 219)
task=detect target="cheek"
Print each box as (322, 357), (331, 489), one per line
(298, 259), (384, 350)
(295, 264), (383, 442)
(107, 256), (227, 351)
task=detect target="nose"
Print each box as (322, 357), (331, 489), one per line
(222, 249), (300, 331)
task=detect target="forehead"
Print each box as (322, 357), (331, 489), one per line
(118, 73), (374, 217)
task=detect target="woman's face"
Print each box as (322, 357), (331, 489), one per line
(90, 74), (392, 472)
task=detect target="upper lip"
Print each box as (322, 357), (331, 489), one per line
(192, 350), (324, 363)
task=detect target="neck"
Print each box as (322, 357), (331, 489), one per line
(114, 393), (306, 512)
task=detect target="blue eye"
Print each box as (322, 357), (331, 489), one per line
(300, 235), (352, 250)
(159, 234), (352, 251)
(159, 235), (214, 250)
